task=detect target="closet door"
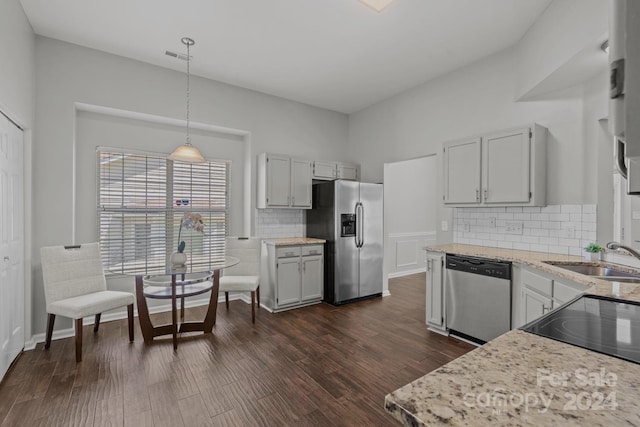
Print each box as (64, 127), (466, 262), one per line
(0, 112), (24, 382)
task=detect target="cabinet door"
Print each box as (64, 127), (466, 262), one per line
(337, 163), (358, 181)
(425, 253), (444, 327)
(267, 154), (291, 207)
(313, 161), (336, 180)
(291, 158), (312, 208)
(277, 257), (301, 306)
(443, 138), (481, 204)
(482, 128), (531, 204)
(301, 255), (323, 301)
(522, 288), (552, 325)
(553, 280), (585, 306)
(0, 115), (24, 382)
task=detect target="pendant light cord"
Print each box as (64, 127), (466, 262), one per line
(186, 41), (191, 146)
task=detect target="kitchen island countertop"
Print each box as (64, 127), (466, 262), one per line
(386, 243), (640, 426)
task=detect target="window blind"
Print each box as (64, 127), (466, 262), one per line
(97, 149), (230, 275)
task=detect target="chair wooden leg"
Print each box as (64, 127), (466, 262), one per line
(45, 314), (55, 350)
(94, 313), (101, 333)
(251, 291), (256, 324)
(75, 318), (83, 363)
(256, 286), (260, 309)
(127, 304), (134, 342)
(225, 292), (229, 310)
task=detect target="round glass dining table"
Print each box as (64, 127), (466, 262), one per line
(134, 257), (239, 350)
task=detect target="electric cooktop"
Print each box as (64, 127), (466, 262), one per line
(522, 295), (640, 364)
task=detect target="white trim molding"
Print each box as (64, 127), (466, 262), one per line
(386, 231), (436, 279)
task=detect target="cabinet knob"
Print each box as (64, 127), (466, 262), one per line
(475, 189), (480, 201)
(484, 189), (488, 201)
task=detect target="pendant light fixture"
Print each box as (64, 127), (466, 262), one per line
(168, 37), (206, 163)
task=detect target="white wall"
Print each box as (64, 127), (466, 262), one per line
(384, 156), (437, 285)
(0, 0), (36, 347)
(31, 36), (348, 336)
(516, 0), (608, 99)
(0, 0), (35, 126)
(348, 46), (597, 244)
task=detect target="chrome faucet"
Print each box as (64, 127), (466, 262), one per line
(606, 242), (640, 261)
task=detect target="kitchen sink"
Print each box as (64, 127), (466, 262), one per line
(543, 261), (640, 282)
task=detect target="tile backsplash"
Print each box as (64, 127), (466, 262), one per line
(255, 209), (305, 238)
(453, 205), (597, 256)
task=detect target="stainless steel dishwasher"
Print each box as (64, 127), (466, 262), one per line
(445, 254), (511, 344)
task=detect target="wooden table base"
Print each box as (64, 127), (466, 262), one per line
(135, 270), (220, 350)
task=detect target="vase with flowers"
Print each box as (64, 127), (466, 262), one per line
(170, 212), (205, 268)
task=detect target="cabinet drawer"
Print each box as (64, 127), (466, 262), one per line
(277, 246), (301, 258)
(301, 245), (323, 256)
(523, 270), (552, 297)
(553, 280), (584, 304)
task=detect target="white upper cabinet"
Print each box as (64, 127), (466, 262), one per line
(265, 154), (291, 207)
(291, 158), (312, 208)
(482, 128), (531, 204)
(443, 124), (547, 207)
(312, 161), (359, 181)
(257, 153), (312, 209)
(336, 163), (358, 181)
(313, 161), (337, 180)
(443, 137), (481, 204)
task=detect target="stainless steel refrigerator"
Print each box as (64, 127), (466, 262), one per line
(306, 180), (383, 304)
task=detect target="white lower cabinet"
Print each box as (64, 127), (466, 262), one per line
(277, 257), (303, 306)
(425, 251), (446, 334)
(262, 244), (324, 312)
(301, 255), (323, 301)
(522, 287), (553, 325)
(518, 267), (587, 326)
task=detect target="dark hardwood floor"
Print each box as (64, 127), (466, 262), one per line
(0, 273), (474, 426)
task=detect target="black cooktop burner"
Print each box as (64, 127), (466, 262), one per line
(522, 295), (640, 364)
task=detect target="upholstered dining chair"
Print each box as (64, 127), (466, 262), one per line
(219, 237), (262, 323)
(40, 243), (134, 362)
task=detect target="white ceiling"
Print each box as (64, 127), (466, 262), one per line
(20, 0), (552, 113)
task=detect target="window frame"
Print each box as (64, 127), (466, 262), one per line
(96, 147), (231, 276)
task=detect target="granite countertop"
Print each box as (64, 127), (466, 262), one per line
(386, 243), (640, 426)
(424, 243), (640, 303)
(386, 330), (640, 426)
(262, 237), (325, 246)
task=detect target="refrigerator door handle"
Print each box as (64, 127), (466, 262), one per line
(356, 202), (364, 248)
(354, 202), (360, 248)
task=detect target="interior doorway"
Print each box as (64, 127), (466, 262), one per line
(383, 155), (438, 293)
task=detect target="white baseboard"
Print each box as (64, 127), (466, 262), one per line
(382, 290), (391, 297)
(24, 293), (253, 351)
(387, 267), (426, 279)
